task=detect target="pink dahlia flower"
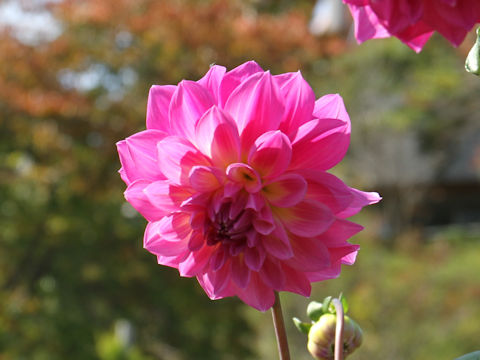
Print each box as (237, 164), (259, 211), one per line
(116, 61), (380, 311)
(343, 0), (480, 52)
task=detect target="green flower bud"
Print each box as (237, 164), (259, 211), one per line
(307, 313), (363, 360)
(465, 27), (480, 76)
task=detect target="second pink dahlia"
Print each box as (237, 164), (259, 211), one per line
(344, 0), (480, 52)
(117, 61), (380, 311)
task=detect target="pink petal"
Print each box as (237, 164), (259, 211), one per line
(274, 71), (315, 139)
(275, 199), (334, 237)
(143, 180), (191, 213)
(143, 216), (190, 257)
(261, 220), (294, 260)
(306, 261), (342, 282)
(248, 130), (292, 179)
(197, 65), (226, 103)
(244, 246), (266, 271)
(329, 244), (360, 265)
(218, 60), (264, 107)
(347, 4), (391, 43)
(226, 163), (262, 193)
(286, 234), (331, 272)
(262, 173), (307, 208)
(116, 130), (167, 185)
(188, 166), (224, 192)
(187, 231), (205, 251)
(157, 252), (189, 269)
(178, 243), (211, 277)
(319, 219), (364, 247)
(281, 264), (311, 297)
(197, 266), (232, 299)
(291, 117), (350, 171)
(194, 106), (241, 167)
(231, 255), (250, 289)
(224, 71), (284, 153)
(336, 187), (381, 218)
(168, 80), (214, 143)
(235, 272), (275, 311)
(124, 179), (166, 221)
(259, 257), (286, 290)
(341, 251), (359, 266)
(314, 93), (350, 127)
(300, 169), (355, 215)
(396, 23), (434, 52)
(210, 246), (228, 272)
(146, 85), (176, 132)
(252, 206), (275, 235)
(157, 136), (211, 186)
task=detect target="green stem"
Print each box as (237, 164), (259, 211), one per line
(332, 298), (344, 360)
(271, 291), (291, 360)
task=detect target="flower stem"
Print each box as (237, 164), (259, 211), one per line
(332, 298), (344, 360)
(271, 291), (291, 360)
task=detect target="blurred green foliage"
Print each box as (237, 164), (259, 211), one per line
(0, 0), (479, 359)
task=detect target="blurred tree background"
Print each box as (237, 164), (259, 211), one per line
(0, 0), (479, 359)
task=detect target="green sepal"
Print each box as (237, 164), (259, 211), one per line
(322, 296), (332, 314)
(307, 301), (324, 321)
(455, 351), (480, 360)
(293, 317), (312, 334)
(339, 293), (349, 314)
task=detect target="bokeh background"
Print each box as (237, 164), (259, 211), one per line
(1, 0), (480, 359)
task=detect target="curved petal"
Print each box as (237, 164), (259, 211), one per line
(275, 199), (334, 237)
(336, 187), (382, 218)
(319, 218), (364, 247)
(253, 205), (275, 235)
(314, 93), (350, 128)
(259, 257), (286, 290)
(157, 252), (189, 269)
(188, 165), (224, 192)
(226, 163), (262, 193)
(146, 85), (176, 132)
(143, 215), (191, 257)
(116, 130), (167, 185)
(157, 136), (211, 186)
(274, 71), (315, 139)
(124, 179), (166, 221)
(143, 180), (191, 213)
(194, 106), (240, 167)
(248, 130), (292, 179)
(231, 255), (250, 289)
(347, 3), (391, 43)
(197, 265), (233, 300)
(235, 272), (275, 311)
(286, 234), (331, 272)
(197, 65), (226, 103)
(224, 71), (284, 153)
(168, 80), (214, 143)
(281, 264), (311, 297)
(306, 261), (342, 282)
(219, 60), (264, 107)
(291, 116), (350, 171)
(263, 173), (307, 208)
(329, 244), (360, 265)
(178, 243), (211, 277)
(244, 246), (266, 271)
(261, 219), (294, 260)
(300, 169), (354, 214)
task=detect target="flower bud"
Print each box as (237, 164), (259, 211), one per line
(465, 27), (480, 76)
(307, 313), (363, 360)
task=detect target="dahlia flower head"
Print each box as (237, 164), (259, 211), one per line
(117, 61), (380, 311)
(343, 0), (480, 52)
